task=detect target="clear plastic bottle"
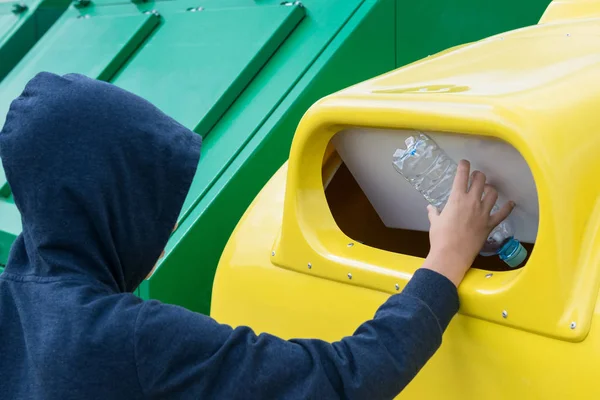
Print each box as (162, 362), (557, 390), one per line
(392, 133), (527, 268)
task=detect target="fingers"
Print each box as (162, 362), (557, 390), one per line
(452, 160), (470, 193)
(469, 170), (486, 199)
(449, 160), (514, 228)
(427, 204), (439, 223)
(482, 184), (498, 214)
(489, 201), (515, 227)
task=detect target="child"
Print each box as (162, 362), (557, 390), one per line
(0, 73), (513, 400)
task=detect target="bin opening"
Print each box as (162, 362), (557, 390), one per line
(324, 128), (539, 271)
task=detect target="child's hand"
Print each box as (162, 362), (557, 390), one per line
(422, 160), (515, 287)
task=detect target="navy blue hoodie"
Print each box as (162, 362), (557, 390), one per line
(0, 73), (459, 399)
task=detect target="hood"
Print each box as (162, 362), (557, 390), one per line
(0, 73), (202, 292)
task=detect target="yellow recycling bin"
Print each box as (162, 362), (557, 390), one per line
(212, 1), (600, 397)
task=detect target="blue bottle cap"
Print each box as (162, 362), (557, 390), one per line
(499, 238), (528, 268)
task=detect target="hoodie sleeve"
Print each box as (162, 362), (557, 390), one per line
(134, 268), (458, 400)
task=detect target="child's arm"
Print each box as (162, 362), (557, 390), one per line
(133, 160), (513, 399)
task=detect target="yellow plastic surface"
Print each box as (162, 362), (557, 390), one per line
(539, 0), (600, 23)
(213, 164), (600, 399)
(212, 1), (600, 397)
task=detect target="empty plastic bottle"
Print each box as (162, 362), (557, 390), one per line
(392, 133), (527, 268)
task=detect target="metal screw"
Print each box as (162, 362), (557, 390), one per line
(566, 33), (571, 37)
(570, 322), (577, 329)
(347, 242), (354, 248)
(395, 283), (399, 291)
(502, 310), (508, 318)
(281, 1), (304, 7)
(347, 273), (352, 280)
(76, 14), (91, 19)
(11, 3), (28, 14)
(186, 6), (204, 12)
(271, 251), (275, 257)
(485, 273), (493, 279)
(307, 263), (312, 269)
(143, 10), (159, 16)
(73, 0), (91, 9)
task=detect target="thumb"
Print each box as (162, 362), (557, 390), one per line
(427, 204), (439, 223)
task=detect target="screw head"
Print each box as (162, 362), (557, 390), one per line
(566, 33), (571, 37)
(11, 3), (28, 14)
(73, 0), (91, 9)
(307, 263), (312, 269)
(347, 273), (352, 280)
(347, 242), (354, 248)
(271, 251), (275, 257)
(485, 273), (493, 279)
(570, 322), (577, 329)
(395, 283), (399, 291)
(502, 310), (508, 318)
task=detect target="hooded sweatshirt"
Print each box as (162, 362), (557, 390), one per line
(0, 72), (459, 400)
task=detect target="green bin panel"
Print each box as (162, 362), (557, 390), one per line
(115, 5), (304, 137)
(0, 11), (159, 265)
(0, 12), (160, 127)
(0, 199), (21, 266)
(0, 161), (18, 265)
(0, 12), (18, 41)
(396, 0), (551, 66)
(0, 166), (9, 197)
(137, 0), (375, 313)
(0, 0), (71, 83)
(0, 0), (35, 81)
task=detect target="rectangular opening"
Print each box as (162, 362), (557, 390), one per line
(325, 128), (539, 271)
